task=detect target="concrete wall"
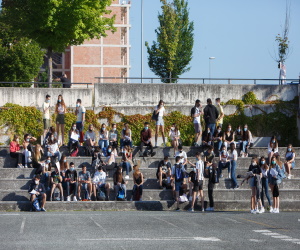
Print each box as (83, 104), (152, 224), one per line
(0, 87), (93, 108)
(94, 83), (298, 106)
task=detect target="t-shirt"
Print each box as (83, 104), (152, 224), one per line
(93, 171), (107, 184)
(285, 152), (295, 161)
(216, 104), (224, 124)
(42, 101), (50, 119)
(248, 165), (261, 175)
(48, 142), (59, 153)
(175, 151), (187, 164)
(158, 160), (171, 173)
(78, 171), (91, 181)
(84, 131), (96, 141)
(109, 130), (118, 141)
(99, 130), (108, 140)
(169, 129), (180, 141)
(76, 105), (86, 122)
(220, 151), (229, 163)
(57, 104), (65, 114)
(155, 106), (165, 117)
(191, 107), (201, 124)
(228, 149), (238, 161)
(65, 170), (77, 182)
(204, 151), (215, 163)
(195, 160), (204, 181)
(51, 171), (61, 184)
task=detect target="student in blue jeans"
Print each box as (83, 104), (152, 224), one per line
(218, 145), (230, 178)
(228, 143), (239, 189)
(172, 156), (186, 211)
(259, 156), (272, 212)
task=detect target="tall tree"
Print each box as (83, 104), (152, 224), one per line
(0, 20), (44, 85)
(145, 0), (194, 83)
(1, 0), (116, 83)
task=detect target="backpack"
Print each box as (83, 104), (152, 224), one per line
(151, 110), (159, 121)
(98, 187), (106, 201)
(32, 198), (41, 212)
(53, 187), (61, 201)
(117, 187), (125, 201)
(175, 164), (184, 182)
(70, 148), (79, 157)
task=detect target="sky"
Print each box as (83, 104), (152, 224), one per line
(129, 0), (300, 81)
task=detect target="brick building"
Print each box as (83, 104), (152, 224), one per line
(43, 0), (131, 84)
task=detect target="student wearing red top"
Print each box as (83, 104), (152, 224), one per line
(10, 135), (23, 168)
(139, 122), (156, 157)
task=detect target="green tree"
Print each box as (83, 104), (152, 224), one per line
(0, 21), (44, 86)
(1, 0), (116, 83)
(145, 0), (194, 83)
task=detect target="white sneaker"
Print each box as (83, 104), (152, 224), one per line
(17, 165), (23, 168)
(251, 209), (257, 214)
(269, 206), (273, 213)
(73, 196), (77, 202)
(67, 196), (71, 202)
(202, 209), (205, 212)
(287, 174), (291, 179)
(273, 208), (279, 213)
(258, 207), (265, 213)
(228, 174), (231, 179)
(125, 175), (129, 180)
(24, 164), (28, 168)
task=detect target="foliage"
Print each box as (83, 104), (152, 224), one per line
(0, 20), (44, 86)
(242, 91), (264, 105)
(98, 107), (124, 126)
(145, 0), (194, 83)
(0, 103), (43, 143)
(1, 0), (116, 82)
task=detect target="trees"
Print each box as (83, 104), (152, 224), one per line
(1, 0), (116, 83)
(145, 0), (194, 83)
(0, 21), (44, 85)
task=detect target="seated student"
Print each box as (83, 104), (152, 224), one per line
(175, 145), (188, 170)
(84, 124), (96, 156)
(213, 125), (223, 153)
(223, 124), (235, 149)
(156, 156), (172, 189)
(139, 122), (156, 157)
(98, 123), (109, 154)
(122, 145), (132, 179)
(204, 145), (215, 168)
(64, 162), (78, 201)
(93, 165), (110, 201)
(234, 125), (243, 146)
(109, 123), (119, 153)
(28, 174), (47, 212)
(78, 165), (92, 201)
(32, 144), (47, 175)
(268, 136), (279, 164)
(22, 133), (37, 168)
(59, 155), (68, 172)
(240, 124), (252, 157)
(172, 156), (187, 211)
(120, 123), (133, 152)
(68, 123), (80, 156)
(113, 166), (127, 200)
(91, 148), (104, 170)
(50, 165), (63, 201)
(132, 165), (144, 201)
(284, 144), (295, 179)
(202, 127), (212, 148)
(47, 134), (61, 161)
(188, 152), (204, 212)
(40, 160), (52, 192)
(10, 135), (23, 168)
(103, 145), (117, 173)
(44, 126), (58, 148)
(218, 145), (230, 178)
(169, 123), (181, 157)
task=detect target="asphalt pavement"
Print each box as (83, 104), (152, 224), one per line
(0, 210), (299, 250)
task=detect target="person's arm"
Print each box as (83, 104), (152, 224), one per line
(82, 112), (85, 123)
(188, 160), (196, 167)
(219, 106), (224, 119)
(231, 133), (235, 143)
(140, 173), (144, 186)
(9, 142), (15, 153)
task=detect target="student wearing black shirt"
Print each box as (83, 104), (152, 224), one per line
(65, 162), (78, 201)
(156, 156), (172, 189)
(213, 125), (223, 152)
(28, 175), (46, 211)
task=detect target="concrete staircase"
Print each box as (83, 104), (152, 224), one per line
(0, 146), (299, 212)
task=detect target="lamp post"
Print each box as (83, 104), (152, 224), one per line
(209, 57), (215, 84)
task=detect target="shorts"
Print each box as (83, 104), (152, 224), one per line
(291, 161), (295, 169)
(96, 183), (106, 189)
(156, 116), (164, 126)
(43, 119), (50, 130)
(76, 121), (83, 132)
(193, 180), (203, 191)
(194, 123), (201, 133)
(249, 177), (256, 187)
(56, 114), (65, 124)
(175, 181), (183, 192)
(156, 172), (167, 179)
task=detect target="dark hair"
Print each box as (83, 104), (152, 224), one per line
(217, 125), (222, 129)
(175, 156), (181, 162)
(144, 122), (149, 125)
(76, 99), (82, 104)
(286, 144), (294, 153)
(195, 99), (200, 104)
(215, 98), (220, 102)
(178, 145), (183, 150)
(207, 145), (213, 151)
(207, 98), (212, 104)
(97, 165), (103, 171)
(35, 174), (41, 180)
(158, 100), (164, 106)
(164, 156), (169, 160)
(70, 162), (75, 167)
(196, 152), (201, 156)
(46, 94), (50, 99)
(82, 165), (86, 169)
(112, 123), (116, 127)
(230, 142), (235, 151)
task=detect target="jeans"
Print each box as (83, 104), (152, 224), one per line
(10, 152), (22, 165)
(122, 161), (131, 175)
(98, 139), (109, 149)
(218, 161), (230, 177)
(66, 182), (78, 196)
(120, 139), (132, 149)
(207, 123), (216, 140)
(47, 151), (61, 161)
(216, 140), (223, 151)
(68, 139), (80, 152)
(140, 141), (153, 155)
(208, 182), (214, 208)
(261, 177), (272, 207)
(241, 141), (249, 153)
(230, 160), (238, 188)
(133, 184), (143, 200)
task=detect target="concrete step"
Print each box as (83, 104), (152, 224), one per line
(1, 177), (299, 191)
(0, 200), (299, 212)
(1, 189), (299, 202)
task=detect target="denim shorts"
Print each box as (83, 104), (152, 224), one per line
(291, 161), (295, 169)
(97, 183), (106, 189)
(156, 116), (164, 126)
(175, 181), (183, 192)
(249, 177), (256, 187)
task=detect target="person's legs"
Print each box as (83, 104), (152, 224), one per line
(226, 162), (231, 178)
(208, 182), (214, 208)
(161, 125), (165, 145)
(158, 171), (163, 187)
(251, 187), (256, 210)
(217, 140), (222, 151)
(41, 193), (46, 208)
(121, 184), (127, 198)
(50, 183), (57, 201)
(125, 162), (130, 175)
(114, 185), (120, 200)
(230, 160), (237, 187)
(30, 194), (36, 202)
(78, 183), (82, 200)
(199, 189), (204, 210)
(139, 141), (145, 155)
(268, 152), (273, 164)
(191, 191), (197, 209)
(88, 183), (92, 199)
(105, 183), (110, 199)
(66, 181), (70, 197)
(218, 162), (223, 177)
(56, 123), (60, 143)
(208, 124), (216, 141)
(61, 124), (65, 145)
(155, 125), (160, 146)
(57, 183), (64, 200)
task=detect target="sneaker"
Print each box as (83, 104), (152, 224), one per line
(17, 164), (23, 168)
(67, 196), (71, 202)
(202, 209), (205, 212)
(151, 152), (156, 157)
(125, 175), (130, 180)
(87, 197), (91, 201)
(189, 196), (193, 202)
(220, 174), (223, 178)
(269, 206), (273, 213)
(40, 207), (46, 212)
(234, 185), (240, 190)
(287, 174), (291, 179)
(73, 196), (77, 202)
(251, 209), (257, 214)
(61, 196), (64, 201)
(188, 208), (194, 212)
(258, 207), (265, 213)
(273, 208), (279, 213)
(24, 164), (28, 168)
(228, 174), (231, 179)
(175, 208), (180, 211)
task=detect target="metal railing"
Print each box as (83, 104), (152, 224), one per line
(0, 82), (92, 88)
(95, 77), (300, 85)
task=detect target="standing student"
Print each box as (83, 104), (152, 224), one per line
(284, 144), (296, 179)
(203, 98), (219, 138)
(169, 123), (180, 157)
(191, 99), (203, 147)
(259, 156), (272, 212)
(9, 135), (23, 168)
(75, 99), (86, 144)
(215, 98), (224, 128)
(268, 136), (279, 164)
(228, 143), (239, 189)
(171, 156), (186, 211)
(132, 165), (144, 201)
(188, 152), (204, 212)
(122, 145), (132, 179)
(42, 94), (51, 139)
(154, 100), (166, 147)
(240, 124), (252, 157)
(55, 95), (66, 145)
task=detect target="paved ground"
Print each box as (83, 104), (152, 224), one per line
(0, 211), (299, 250)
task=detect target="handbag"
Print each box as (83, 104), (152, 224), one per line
(151, 110), (159, 121)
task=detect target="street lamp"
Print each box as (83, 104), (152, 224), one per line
(209, 57), (215, 84)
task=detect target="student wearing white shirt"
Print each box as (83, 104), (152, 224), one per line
(42, 94), (51, 139)
(188, 152), (204, 212)
(75, 99), (86, 143)
(84, 124), (96, 156)
(228, 143), (239, 189)
(169, 123), (180, 156)
(284, 144), (296, 179)
(154, 100), (166, 147)
(259, 156), (272, 212)
(92, 166), (110, 201)
(191, 99), (203, 147)
(267, 136), (279, 164)
(68, 123), (80, 155)
(175, 145), (188, 169)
